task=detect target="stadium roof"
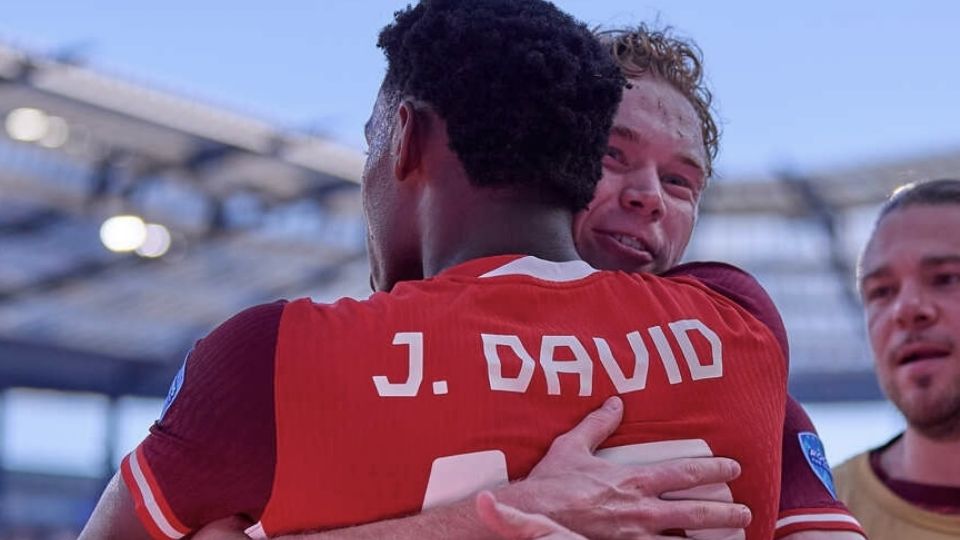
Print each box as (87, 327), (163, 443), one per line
(0, 41), (368, 396)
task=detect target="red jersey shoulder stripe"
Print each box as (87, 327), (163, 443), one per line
(774, 508), (866, 539)
(120, 446), (190, 539)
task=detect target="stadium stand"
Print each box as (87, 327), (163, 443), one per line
(0, 41), (368, 536)
(0, 40), (957, 535)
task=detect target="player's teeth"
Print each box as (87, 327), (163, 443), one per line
(615, 234), (644, 250)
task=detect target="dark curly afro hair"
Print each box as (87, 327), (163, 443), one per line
(378, 0), (625, 211)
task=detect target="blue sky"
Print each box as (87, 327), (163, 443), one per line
(3, 0), (959, 178)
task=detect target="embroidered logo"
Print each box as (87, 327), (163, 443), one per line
(799, 431), (837, 499)
(159, 355), (188, 421)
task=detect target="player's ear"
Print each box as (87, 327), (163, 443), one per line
(393, 100), (422, 181)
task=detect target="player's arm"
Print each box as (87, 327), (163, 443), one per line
(777, 397), (867, 540)
(664, 261), (791, 362)
(475, 491), (586, 540)
(80, 302), (283, 539)
(195, 397), (751, 540)
(666, 264), (867, 540)
(80, 473), (153, 539)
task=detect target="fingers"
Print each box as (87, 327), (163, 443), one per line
(637, 456), (742, 493)
(613, 457), (749, 531)
(652, 499), (752, 531)
(553, 396), (623, 453)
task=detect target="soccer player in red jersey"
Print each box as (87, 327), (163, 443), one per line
(195, 26), (865, 540)
(565, 29), (865, 540)
(85, 1), (797, 538)
(420, 28), (866, 540)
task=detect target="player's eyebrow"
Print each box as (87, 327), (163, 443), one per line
(609, 124), (707, 179)
(363, 119), (372, 141)
(921, 254), (960, 267)
(610, 125), (641, 144)
(859, 254), (960, 287)
(859, 265), (891, 285)
(677, 155), (706, 176)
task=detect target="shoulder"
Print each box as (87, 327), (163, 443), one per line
(158, 300), (287, 425)
(663, 261), (788, 358)
(133, 301), (288, 527)
(831, 451), (884, 519)
(833, 451), (871, 491)
(203, 300), (287, 349)
(833, 451), (869, 475)
(178, 300), (289, 366)
(834, 435), (899, 488)
(277, 295), (383, 336)
(663, 261), (774, 314)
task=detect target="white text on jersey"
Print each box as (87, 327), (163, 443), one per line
(372, 319), (723, 398)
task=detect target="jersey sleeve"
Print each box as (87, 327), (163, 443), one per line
(119, 301), (284, 539)
(666, 263), (866, 537)
(664, 261), (789, 364)
(774, 397), (867, 538)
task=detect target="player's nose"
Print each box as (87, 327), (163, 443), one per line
(619, 166), (665, 220)
(892, 280), (938, 330)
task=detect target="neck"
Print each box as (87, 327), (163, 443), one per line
(419, 185), (581, 279)
(881, 427), (960, 486)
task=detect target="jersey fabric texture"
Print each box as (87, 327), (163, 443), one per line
(120, 255), (853, 538)
(834, 441), (960, 540)
(773, 397), (866, 538)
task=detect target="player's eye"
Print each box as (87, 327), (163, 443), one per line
(663, 174), (692, 189)
(604, 146), (627, 164)
(932, 272), (960, 287)
(662, 174), (701, 201)
(864, 284), (895, 302)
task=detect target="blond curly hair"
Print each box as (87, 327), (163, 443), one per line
(597, 25), (719, 177)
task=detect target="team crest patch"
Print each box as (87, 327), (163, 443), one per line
(798, 432), (837, 499)
(159, 356), (188, 421)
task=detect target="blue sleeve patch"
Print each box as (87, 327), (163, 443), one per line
(798, 431), (837, 499)
(159, 354), (188, 421)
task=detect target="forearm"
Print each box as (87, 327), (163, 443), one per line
(79, 472), (154, 540)
(209, 398), (750, 540)
(274, 495), (497, 540)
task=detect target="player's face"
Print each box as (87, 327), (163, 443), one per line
(573, 76), (707, 274)
(860, 204), (960, 437)
(361, 88), (421, 292)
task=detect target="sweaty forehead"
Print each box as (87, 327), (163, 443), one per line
(617, 77), (704, 153)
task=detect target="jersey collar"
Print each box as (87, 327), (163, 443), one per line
(440, 255), (598, 283)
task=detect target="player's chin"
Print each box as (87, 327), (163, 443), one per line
(584, 242), (653, 274)
(609, 253), (659, 274)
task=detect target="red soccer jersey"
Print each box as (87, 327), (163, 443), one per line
(660, 266), (867, 539)
(119, 255), (858, 539)
(257, 255), (785, 538)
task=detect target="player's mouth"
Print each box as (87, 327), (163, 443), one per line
(894, 341), (953, 368)
(596, 230), (656, 266)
